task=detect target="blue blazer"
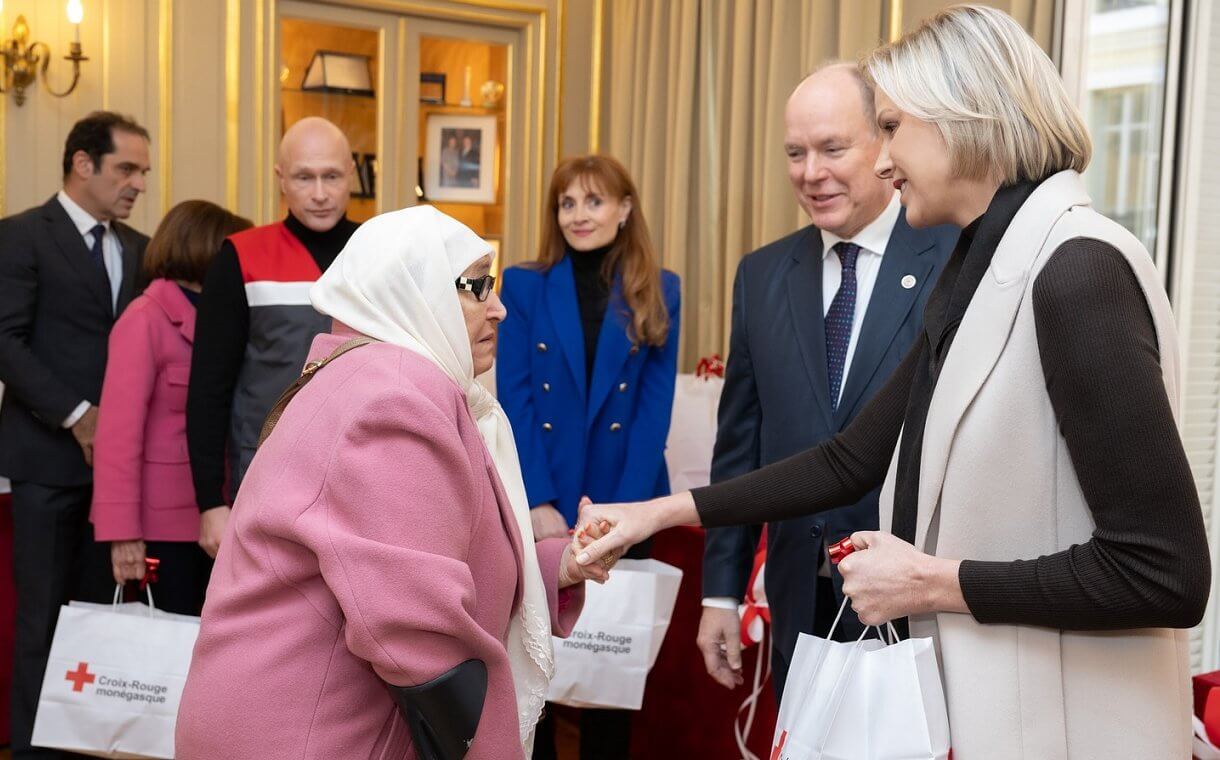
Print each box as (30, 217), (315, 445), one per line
(702, 211), (956, 696)
(498, 257), (681, 526)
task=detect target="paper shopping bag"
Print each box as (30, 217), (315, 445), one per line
(31, 601), (199, 758)
(664, 373), (724, 492)
(773, 628), (950, 760)
(546, 559), (683, 710)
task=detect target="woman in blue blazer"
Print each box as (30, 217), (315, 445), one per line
(499, 155), (679, 760)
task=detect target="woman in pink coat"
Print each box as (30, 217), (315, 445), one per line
(176, 206), (612, 759)
(90, 200), (251, 615)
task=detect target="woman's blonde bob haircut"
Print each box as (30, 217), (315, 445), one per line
(863, 5), (1091, 184)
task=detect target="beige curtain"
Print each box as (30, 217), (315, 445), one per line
(602, 0), (886, 370)
(599, 0), (1056, 370)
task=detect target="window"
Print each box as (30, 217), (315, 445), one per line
(1079, 0), (1171, 254)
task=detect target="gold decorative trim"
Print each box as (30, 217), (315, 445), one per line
(0, 5), (6, 217)
(889, 0), (904, 42)
(159, 0), (173, 215)
(255, 0), (269, 222)
(589, 0), (603, 152)
(395, 17), (409, 207)
(554, 0), (564, 163)
(225, 0), (241, 210)
(316, 0), (535, 27)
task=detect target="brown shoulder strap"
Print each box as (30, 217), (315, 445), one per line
(257, 337), (376, 448)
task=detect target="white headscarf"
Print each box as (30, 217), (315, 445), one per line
(310, 205), (553, 752)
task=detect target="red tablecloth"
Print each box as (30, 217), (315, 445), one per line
(630, 526), (776, 758)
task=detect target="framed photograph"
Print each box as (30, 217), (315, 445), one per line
(349, 153), (377, 198)
(420, 72), (446, 104)
(424, 114), (497, 204)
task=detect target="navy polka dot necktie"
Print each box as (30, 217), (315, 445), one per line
(825, 241), (860, 409)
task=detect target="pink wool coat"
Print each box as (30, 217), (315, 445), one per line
(91, 278), (199, 542)
(175, 333), (584, 759)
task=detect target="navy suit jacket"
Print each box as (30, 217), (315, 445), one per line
(702, 211), (955, 695)
(0, 196), (147, 486)
(498, 257), (681, 525)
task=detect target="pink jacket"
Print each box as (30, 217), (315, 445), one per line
(91, 278), (199, 542)
(175, 333), (584, 759)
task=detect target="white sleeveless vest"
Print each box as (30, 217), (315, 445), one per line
(878, 171), (1191, 759)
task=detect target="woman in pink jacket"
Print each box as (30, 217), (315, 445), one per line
(176, 206), (611, 759)
(90, 200), (251, 615)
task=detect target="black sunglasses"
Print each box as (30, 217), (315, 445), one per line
(455, 274), (496, 302)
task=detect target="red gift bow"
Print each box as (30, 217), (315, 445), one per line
(739, 530), (770, 646)
(828, 536), (856, 564)
(695, 354), (725, 379)
(140, 557), (160, 590)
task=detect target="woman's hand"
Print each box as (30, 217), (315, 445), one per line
(837, 531), (967, 626)
(530, 503), (569, 540)
(572, 492), (700, 567)
(110, 540), (147, 584)
(559, 515), (611, 587)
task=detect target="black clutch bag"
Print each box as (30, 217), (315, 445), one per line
(387, 659), (488, 760)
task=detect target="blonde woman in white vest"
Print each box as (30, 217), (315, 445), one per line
(569, 6), (1210, 758)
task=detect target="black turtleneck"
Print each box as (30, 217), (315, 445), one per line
(567, 243), (613, 382)
(188, 213), (359, 511)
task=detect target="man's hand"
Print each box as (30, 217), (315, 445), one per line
(530, 503), (569, 540)
(697, 606), (745, 689)
(72, 405), (99, 466)
(199, 506), (231, 558)
(110, 540), (147, 585)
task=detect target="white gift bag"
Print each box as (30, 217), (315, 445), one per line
(546, 559), (683, 710)
(664, 371), (724, 493)
(32, 588), (200, 759)
(772, 604), (950, 760)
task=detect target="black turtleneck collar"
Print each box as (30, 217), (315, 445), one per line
(284, 212), (360, 271)
(567, 242), (615, 382)
(567, 242), (615, 278)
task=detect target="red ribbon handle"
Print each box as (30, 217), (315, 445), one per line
(140, 557), (160, 590)
(695, 354), (725, 379)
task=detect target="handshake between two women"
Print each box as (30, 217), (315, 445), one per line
(568, 490), (969, 628)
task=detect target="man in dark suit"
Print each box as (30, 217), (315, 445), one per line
(698, 65), (956, 698)
(0, 111), (151, 757)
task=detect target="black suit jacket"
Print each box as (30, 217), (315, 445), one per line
(0, 195), (148, 486)
(702, 212), (956, 695)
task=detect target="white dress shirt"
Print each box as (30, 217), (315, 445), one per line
(819, 191), (901, 407)
(56, 190), (124, 428)
(703, 191), (903, 610)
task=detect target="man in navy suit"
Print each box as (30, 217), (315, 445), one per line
(0, 111), (151, 757)
(698, 64), (956, 698)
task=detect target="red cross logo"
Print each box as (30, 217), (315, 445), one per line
(64, 662), (95, 692)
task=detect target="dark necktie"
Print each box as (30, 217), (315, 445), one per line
(825, 241), (860, 409)
(89, 224), (113, 303)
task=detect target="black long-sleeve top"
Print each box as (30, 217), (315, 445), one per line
(568, 243), (613, 382)
(693, 184), (1210, 632)
(187, 213), (358, 511)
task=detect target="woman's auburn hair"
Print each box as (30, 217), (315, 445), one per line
(863, 4), (1092, 185)
(144, 199), (253, 283)
(533, 154), (670, 347)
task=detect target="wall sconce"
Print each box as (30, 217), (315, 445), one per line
(0, 1), (89, 107)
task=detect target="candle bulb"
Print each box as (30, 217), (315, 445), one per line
(460, 65), (473, 107)
(66, 0), (84, 44)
